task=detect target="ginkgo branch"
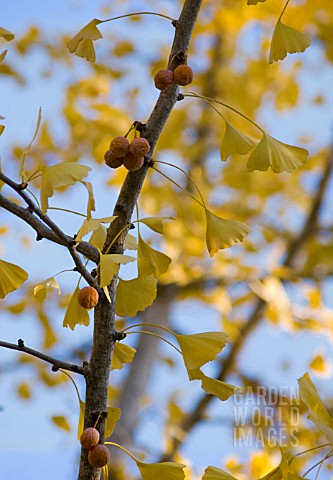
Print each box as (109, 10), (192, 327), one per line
(0, 339), (84, 375)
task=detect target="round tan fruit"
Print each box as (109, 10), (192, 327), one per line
(123, 152), (144, 172)
(173, 65), (194, 86)
(77, 286), (99, 310)
(80, 428), (100, 450)
(129, 138), (150, 158)
(88, 444), (110, 468)
(109, 136), (129, 158)
(154, 69), (174, 90)
(104, 149), (123, 169)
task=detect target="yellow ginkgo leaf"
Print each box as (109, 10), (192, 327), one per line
(298, 372), (333, 446)
(269, 20), (312, 64)
(52, 416), (71, 432)
(125, 233), (138, 250)
(0, 124), (4, 136)
(175, 332), (228, 374)
(63, 286), (90, 330)
(196, 370), (240, 401)
(40, 162), (91, 213)
(76, 216), (116, 243)
(89, 225), (107, 249)
(115, 275), (157, 317)
(246, 133), (308, 173)
(258, 467), (281, 480)
(81, 181), (95, 220)
(0, 259), (28, 299)
(77, 399), (85, 439)
(205, 209), (250, 256)
(203, 466), (239, 480)
(138, 216), (175, 234)
(105, 406), (121, 437)
(34, 276), (60, 301)
(138, 234), (172, 278)
(99, 253), (136, 288)
(67, 19), (102, 62)
(111, 343), (136, 370)
(0, 50), (7, 63)
(0, 27), (14, 41)
(136, 460), (186, 480)
(220, 122), (256, 161)
(19, 107), (42, 183)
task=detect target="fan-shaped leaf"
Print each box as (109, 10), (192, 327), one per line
(136, 461), (186, 480)
(269, 20), (311, 64)
(298, 372), (333, 446)
(81, 181), (95, 220)
(0, 259), (28, 299)
(203, 466), (239, 480)
(40, 162), (91, 213)
(63, 286), (90, 330)
(246, 133), (308, 173)
(138, 216), (175, 234)
(125, 233), (138, 250)
(198, 370), (239, 401)
(67, 19), (102, 62)
(105, 407), (121, 437)
(111, 343), (136, 370)
(220, 122), (256, 161)
(175, 332), (228, 373)
(0, 50), (7, 63)
(52, 416), (71, 432)
(34, 276), (60, 301)
(115, 275), (157, 317)
(0, 27), (14, 41)
(138, 234), (172, 278)
(205, 209), (250, 256)
(100, 253), (136, 288)
(89, 225), (107, 249)
(76, 216), (116, 243)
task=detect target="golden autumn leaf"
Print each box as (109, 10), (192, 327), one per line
(203, 466), (239, 480)
(99, 253), (136, 288)
(63, 286), (90, 330)
(111, 343), (136, 370)
(67, 19), (103, 62)
(269, 20), (312, 64)
(77, 399), (85, 439)
(298, 372), (333, 446)
(138, 234), (172, 278)
(33, 276), (60, 301)
(76, 216), (116, 243)
(89, 225), (107, 250)
(0, 259), (28, 299)
(51, 416), (71, 432)
(105, 406), (121, 437)
(17, 382), (31, 399)
(136, 460), (186, 480)
(246, 133), (308, 173)
(205, 209), (250, 256)
(19, 107), (42, 183)
(0, 50), (7, 63)
(0, 124), (4, 136)
(81, 181), (95, 220)
(220, 121), (256, 161)
(115, 275), (157, 317)
(125, 233), (138, 250)
(0, 27), (14, 41)
(40, 162), (91, 213)
(138, 216), (175, 234)
(189, 368), (239, 401)
(175, 332), (228, 373)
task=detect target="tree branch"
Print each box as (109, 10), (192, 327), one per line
(0, 339), (85, 375)
(161, 148), (333, 461)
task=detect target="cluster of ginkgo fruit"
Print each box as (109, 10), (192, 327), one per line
(104, 63), (194, 172)
(80, 427), (110, 468)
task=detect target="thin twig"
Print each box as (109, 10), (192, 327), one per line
(0, 339), (84, 375)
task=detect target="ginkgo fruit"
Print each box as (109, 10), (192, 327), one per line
(88, 444), (110, 467)
(80, 427), (100, 450)
(123, 152), (144, 171)
(77, 286), (99, 309)
(109, 136), (130, 158)
(104, 149), (123, 169)
(154, 69), (174, 90)
(129, 138), (150, 157)
(173, 65), (193, 86)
